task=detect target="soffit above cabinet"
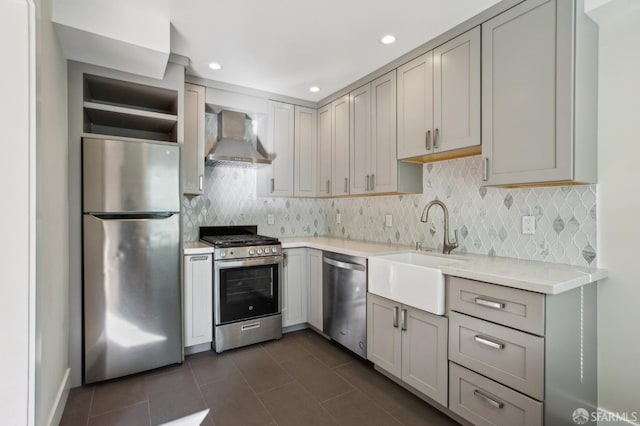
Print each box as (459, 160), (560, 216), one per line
(53, 0), (171, 79)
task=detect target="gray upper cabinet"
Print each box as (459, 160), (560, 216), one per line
(482, 0), (597, 186)
(332, 95), (350, 196)
(317, 104), (332, 196)
(266, 100), (295, 196)
(349, 83), (371, 195)
(294, 106), (317, 197)
(397, 27), (480, 161)
(183, 83), (205, 195)
(397, 51), (434, 160)
(433, 26), (480, 154)
(350, 70), (420, 195)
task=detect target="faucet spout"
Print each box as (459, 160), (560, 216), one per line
(419, 200), (458, 254)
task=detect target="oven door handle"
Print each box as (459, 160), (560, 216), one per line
(215, 255), (283, 269)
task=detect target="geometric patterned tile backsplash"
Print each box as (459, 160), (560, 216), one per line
(183, 155), (597, 267)
(182, 165), (327, 242)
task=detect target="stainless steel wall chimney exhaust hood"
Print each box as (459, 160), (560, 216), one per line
(205, 110), (271, 168)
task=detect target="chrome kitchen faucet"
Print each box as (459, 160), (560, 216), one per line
(420, 200), (459, 254)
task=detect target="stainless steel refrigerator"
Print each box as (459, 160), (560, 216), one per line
(82, 137), (182, 384)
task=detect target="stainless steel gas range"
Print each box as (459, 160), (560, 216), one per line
(199, 226), (283, 352)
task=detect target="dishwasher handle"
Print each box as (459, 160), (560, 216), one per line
(323, 257), (365, 272)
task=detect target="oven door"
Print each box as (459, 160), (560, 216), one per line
(214, 255), (282, 325)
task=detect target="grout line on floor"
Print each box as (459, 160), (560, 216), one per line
(87, 401), (149, 423)
(85, 388), (95, 426)
(186, 359), (213, 426)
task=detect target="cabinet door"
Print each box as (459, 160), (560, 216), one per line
(482, 0), (572, 185)
(433, 27), (480, 153)
(331, 95), (350, 195)
(370, 70), (397, 194)
(401, 306), (448, 406)
(268, 101), (295, 196)
(349, 84), (371, 195)
(397, 51), (434, 159)
(282, 249), (307, 327)
(183, 254), (213, 347)
(183, 84), (205, 195)
(294, 106), (317, 197)
(307, 248), (323, 331)
(317, 104), (332, 196)
(367, 294), (402, 378)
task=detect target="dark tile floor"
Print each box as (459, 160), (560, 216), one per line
(61, 329), (460, 426)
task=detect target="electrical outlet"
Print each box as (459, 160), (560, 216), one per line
(522, 215), (536, 235)
(267, 214), (275, 225)
(385, 214), (393, 228)
(336, 213), (342, 224)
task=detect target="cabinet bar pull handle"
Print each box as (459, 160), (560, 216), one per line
(270, 178), (275, 193)
(365, 174), (370, 191)
(426, 130), (432, 150)
(474, 335), (505, 350)
(393, 306), (399, 328)
(474, 297), (505, 310)
(370, 174), (374, 191)
(189, 255), (209, 262)
(434, 128), (440, 149)
(326, 179), (330, 194)
(344, 177), (348, 193)
(241, 322), (261, 331)
(199, 175), (204, 191)
(483, 158), (489, 181)
(473, 390), (504, 409)
(401, 309), (407, 331)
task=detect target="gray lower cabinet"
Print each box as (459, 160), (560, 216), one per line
(367, 293), (448, 406)
(282, 249), (307, 327)
(307, 248), (323, 331)
(447, 276), (598, 426)
(481, 0), (597, 186)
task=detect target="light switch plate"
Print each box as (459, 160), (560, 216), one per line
(385, 214), (393, 228)
(522, 216), (536, 235)
(267, 214), (275, 225)
(336, 213), (342, 224)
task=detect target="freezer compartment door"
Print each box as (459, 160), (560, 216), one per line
(83, 137), (180, 213)
(83, 213), (182, 384)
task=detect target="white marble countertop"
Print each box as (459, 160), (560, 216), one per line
(183, 242), (214, 255)
(280, 236), (607, 295)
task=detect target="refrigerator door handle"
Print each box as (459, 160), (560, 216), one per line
(89, 212), (178, 220)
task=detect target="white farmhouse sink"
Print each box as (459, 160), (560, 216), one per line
(368, 251), (463, 315)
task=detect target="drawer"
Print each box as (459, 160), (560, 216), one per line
(449, 362), (543, 426)
(448, 276), (545, 335)
(449, 312), (544, 400)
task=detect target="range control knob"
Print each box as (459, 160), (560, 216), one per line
(249, 249), (255, 256)
(219, 251), (226, 258)
(257, 248), (263, 255)
(271, 247), (278, 254)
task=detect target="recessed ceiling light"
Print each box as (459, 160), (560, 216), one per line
(380, 35), (396, 45)
(309, 86), (320, 93)
(208, 62), (223, 70)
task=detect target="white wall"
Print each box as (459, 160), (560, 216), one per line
(0, 0), (36, 424)
(594, 0), (640, 419)
(35, 0), (70, 423)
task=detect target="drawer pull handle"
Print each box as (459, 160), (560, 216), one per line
(474, 335), (505, 349)
(475, 297), (505, 310)
(189, 255), (209, 262)
(474, 389), (504, 409)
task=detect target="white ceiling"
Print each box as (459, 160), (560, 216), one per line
(170, 0), (501, 102)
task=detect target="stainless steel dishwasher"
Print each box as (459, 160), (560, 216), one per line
(323, 252), (367, 358)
